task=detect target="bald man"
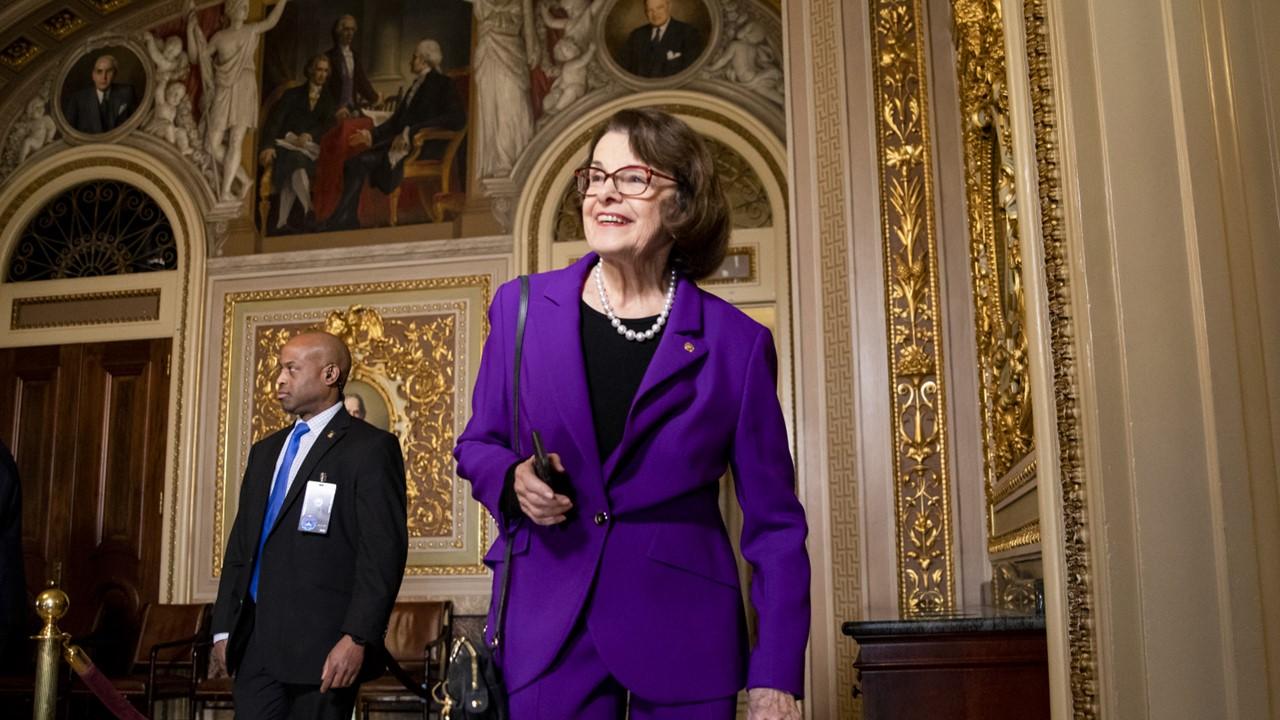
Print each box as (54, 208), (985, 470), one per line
(212, 331), (407, 719)
(63, 54), (138, 134)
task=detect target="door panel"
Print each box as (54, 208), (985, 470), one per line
(0, 338), (170, 667)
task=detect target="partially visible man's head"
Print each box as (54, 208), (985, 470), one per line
(411, 39), (443, 74)
(334, 15), (358, 47)
(343, 393), (366, 420)
(92, 55), (118, 91)
(645, 0), (672, 27)
(275, 332), (351, 420)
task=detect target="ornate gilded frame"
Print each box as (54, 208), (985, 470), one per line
(951, 0), (1037, 555)
(213, 275), (492, 577)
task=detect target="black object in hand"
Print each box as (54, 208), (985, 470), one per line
(531, 430), (573, 500)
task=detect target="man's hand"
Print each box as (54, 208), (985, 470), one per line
(336, 107), (351, 120)
(319, 635), (364, 692)
(747, 688), (801, 720)
(298, 133), (313, 146)
(258, 148), (275, 166)
(347, 129), (372, 148)
(211, 639), (229, 679)
(390, 132), (409, 156)
(513, 453), (571, 525)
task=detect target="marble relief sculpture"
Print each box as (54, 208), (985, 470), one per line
(186, 0), (289, 200)
(16, 95), (59, 163)
(473, 0), (536, 179)
(706, 19), (783, 104)
(538, 0), (602, 118)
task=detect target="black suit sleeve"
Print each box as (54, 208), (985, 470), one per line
(340, 431), (407, 643)
(212, 444), (259, 635)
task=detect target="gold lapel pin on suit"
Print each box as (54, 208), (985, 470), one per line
(326, 430), (335, 439)
(683, 342), (695, 353)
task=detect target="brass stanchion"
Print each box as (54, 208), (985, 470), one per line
(32, 586), (69, 720)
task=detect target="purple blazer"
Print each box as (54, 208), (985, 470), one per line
(454, 253), (810, 702)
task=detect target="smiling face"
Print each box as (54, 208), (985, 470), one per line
(91, 56), (116, 91)
(581, 130), (676, 266)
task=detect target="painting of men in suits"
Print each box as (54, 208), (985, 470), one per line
(260, 54), (337, 234)
(618, 0), (705, 78)
(326, 15), (380, 116)
(256, 0), (472, 232)
(320, 39), (464, 231)
(61, 50), (141, 134)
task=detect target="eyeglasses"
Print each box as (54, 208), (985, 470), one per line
(573, 165), (678, 197)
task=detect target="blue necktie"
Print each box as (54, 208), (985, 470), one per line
(250, 421), (310, 601)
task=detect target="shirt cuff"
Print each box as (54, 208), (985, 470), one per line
(213, 632), (229, 644)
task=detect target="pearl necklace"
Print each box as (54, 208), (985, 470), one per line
(594, 262), (677, 342)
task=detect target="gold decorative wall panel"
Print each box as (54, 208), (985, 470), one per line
(214, 277), (491, 577)
(870, 0), (955, 614)
(950, 0), (1038, 548)
(1023, 0), (1099, 714)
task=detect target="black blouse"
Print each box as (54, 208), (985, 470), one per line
(580, 300), (664, 461)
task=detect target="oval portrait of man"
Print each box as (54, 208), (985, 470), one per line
(604, 0), (713, 80)
(59, 45), (146, 137)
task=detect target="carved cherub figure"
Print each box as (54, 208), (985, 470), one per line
(542, 38), (594, 115)
(18, 96), (57, 163)
(706, 20), (783, 101)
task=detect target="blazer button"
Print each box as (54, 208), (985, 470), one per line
(594, 511), (610, 526)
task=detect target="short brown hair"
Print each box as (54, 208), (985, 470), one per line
(584, 108), (730, 280)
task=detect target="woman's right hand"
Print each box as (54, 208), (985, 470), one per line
(513, 453), (572, 525)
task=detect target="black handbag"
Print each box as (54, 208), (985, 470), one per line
(435, 275), (528, 720)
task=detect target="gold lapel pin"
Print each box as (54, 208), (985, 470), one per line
(683, 342), (695, 353)
(326, 430), (335, 439)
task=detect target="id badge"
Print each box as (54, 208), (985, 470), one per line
(299, 473), (336, 534)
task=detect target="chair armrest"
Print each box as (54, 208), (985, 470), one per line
(411, 127), (459, 152)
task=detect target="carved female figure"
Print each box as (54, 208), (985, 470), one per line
(187, 0), (289, 200)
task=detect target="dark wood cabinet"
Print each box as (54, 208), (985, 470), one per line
(844, 611), (1050, 720)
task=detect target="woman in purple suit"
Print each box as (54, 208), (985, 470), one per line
(455, 108), (809, 719)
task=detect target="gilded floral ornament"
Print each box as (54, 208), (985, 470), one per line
(871, 0), (955, 615)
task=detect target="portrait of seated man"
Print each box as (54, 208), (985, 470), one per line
(259, 54), (338, 234)
(619, 0), (703, 78)
(63, 53), (139, 134)
(321, 39), (464, 232)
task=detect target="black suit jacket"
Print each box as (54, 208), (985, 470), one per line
(63, 83), (137, 134)
(260, 83), (337, 152)
(325, 46), (378, 109)
(373, 69), (465, 161)
(212, 407), (407, 684)
(620, 18), (702, 78)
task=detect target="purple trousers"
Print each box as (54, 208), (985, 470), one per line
(507, 620), (737, 720)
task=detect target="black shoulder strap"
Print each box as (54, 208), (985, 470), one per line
(492, 275), (528, 650)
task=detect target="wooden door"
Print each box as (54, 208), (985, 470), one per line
(0, 339), (170, 671)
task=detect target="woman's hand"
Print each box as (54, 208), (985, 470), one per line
(747, 687), (801, 720)
(513, 453), (572, 525)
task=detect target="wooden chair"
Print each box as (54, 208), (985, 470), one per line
(357, 600), (453, 720)
(388, 68), (470, 226)
(190, 638), (234, 720)
(70, 602), (208, 718)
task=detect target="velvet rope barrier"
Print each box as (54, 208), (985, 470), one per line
(62, 643), (149, 720)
